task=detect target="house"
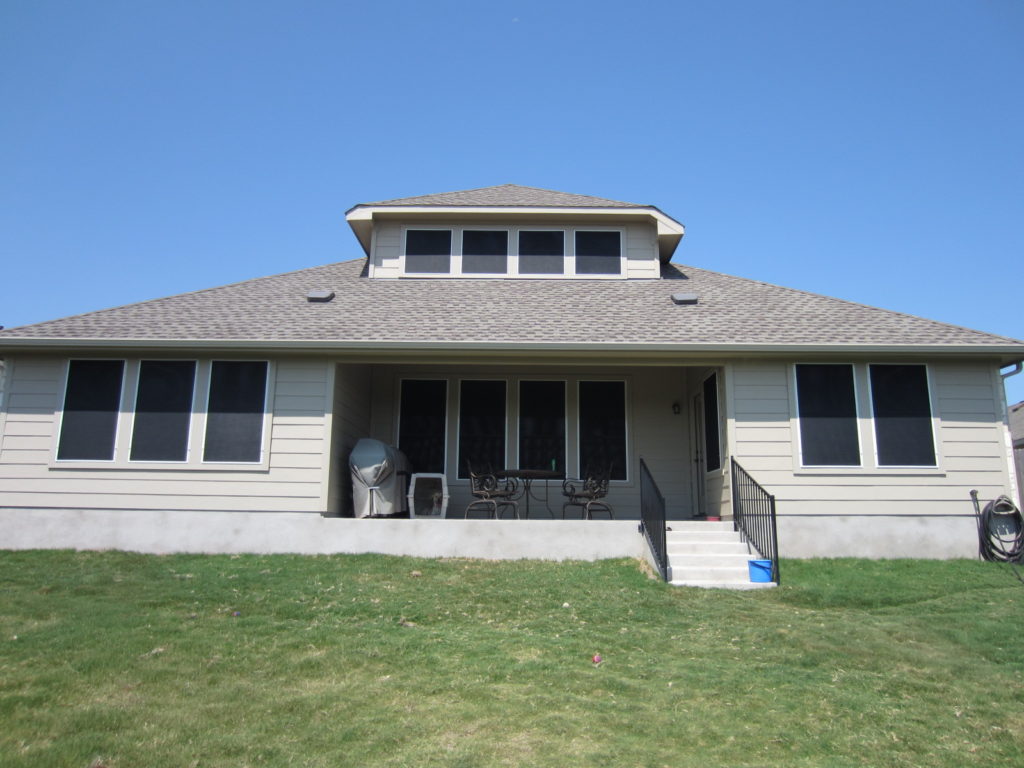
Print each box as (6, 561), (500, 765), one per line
(1009, 400), (1024, 510)
(0, 184), (1022, 562)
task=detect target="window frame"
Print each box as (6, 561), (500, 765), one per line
(867, 363), (939, 469)
(54, 358), (127, 463)
(200, 360), (272, 465)
(573, 228), (625, 276)
(793, 363), (863, 468)
(790, 362), (945, 474)
(398, 225), (626, 279)
(50, 358), (274, 471)
(127, 359), (198, 464)
(700, 372), (723, 473)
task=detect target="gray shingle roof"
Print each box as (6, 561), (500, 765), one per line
(2, 260), (1022, 353)
(356, 184), (650, 209)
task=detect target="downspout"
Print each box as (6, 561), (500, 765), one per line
(1000, 363), (1023, 508)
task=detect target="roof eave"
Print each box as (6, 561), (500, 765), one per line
(344, 205), (686, 262)
(2, 337), (1022, 365)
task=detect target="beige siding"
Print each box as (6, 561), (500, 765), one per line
(0, 355), (333, 513)
(728, 360), (1012, 515)
(368, 218), (661, 279)
(326, 363), (373, 516)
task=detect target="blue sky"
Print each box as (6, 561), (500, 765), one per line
(2, 1), (1022, 402)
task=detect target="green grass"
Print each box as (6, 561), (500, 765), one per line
(1, 553), (1021, 767)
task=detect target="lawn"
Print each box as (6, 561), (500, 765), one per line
(1, 552), (1021, 767)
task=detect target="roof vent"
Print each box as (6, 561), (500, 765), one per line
(671, 293), (698, 305)
(307, 290), (335, 303)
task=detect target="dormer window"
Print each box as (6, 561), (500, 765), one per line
(462, 230), (508, 274)
(400, 225), (625, 278)
(575, 231), (622, 275)
(519, 230), (565, 275)
(405, 229), (452, 274)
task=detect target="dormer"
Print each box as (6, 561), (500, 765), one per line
(345, 184), (684, 280)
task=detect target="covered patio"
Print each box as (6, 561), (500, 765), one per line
(325, 358), (729, 522)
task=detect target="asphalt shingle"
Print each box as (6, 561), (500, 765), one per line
(2, 260), (1021, 350)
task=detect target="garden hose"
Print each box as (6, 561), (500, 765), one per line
(970, 490), (1024, 563)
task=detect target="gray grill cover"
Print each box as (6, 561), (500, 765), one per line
(349, 438), (410, 518)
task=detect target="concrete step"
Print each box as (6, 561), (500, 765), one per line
(662, 521), (776, 590)
(668, 541), (752, 555)
(669, 579), (777, 590)
(666, 520), (735, 532)
(669, 553), (754, 568)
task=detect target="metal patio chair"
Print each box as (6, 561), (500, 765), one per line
(465, 463), (519, 519)
(561, 464), (614, 519)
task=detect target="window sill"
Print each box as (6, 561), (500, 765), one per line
(794, 467), (945, 478)
(48, 460), (271, 473)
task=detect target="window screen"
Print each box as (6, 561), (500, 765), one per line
(519, 230), (564, 274)
(57, 360), (125, 461)
(457, 380), (506, 478)
(405, 230), (452, 273)
(518, 381), (565, 474)
(703, 374), (722, 472)
(398, 379), (447, 473)
(575, 231), (621, 275)
(796, 364), (860, 466)
(203, 361), (268, 462)
(462, 230), (508, 274)
(130, 360), (196, 462)
(579, 381), (627, 480)
(870, 365), (936, 466)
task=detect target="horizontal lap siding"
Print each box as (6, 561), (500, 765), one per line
(328, 364), (373, 516)
(729, 360), (1011, 516)
(0, 356), (332, 513)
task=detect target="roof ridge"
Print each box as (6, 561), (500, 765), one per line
(677, 263), (1024, 346)
(357, 183), (650, 209)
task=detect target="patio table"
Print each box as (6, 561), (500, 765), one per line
(499, 469), (563, 518)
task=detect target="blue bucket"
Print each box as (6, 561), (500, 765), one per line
(748, 559), (773, 583)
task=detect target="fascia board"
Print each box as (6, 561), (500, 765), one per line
(344, 204), (686, 261)
(2, 337), (1022, 365)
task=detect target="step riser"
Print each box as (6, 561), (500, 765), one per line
(668, 544), (752, 555)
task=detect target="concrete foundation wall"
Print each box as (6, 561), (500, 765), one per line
(776, 514), (978, 558)
(0, 508), (645, 561)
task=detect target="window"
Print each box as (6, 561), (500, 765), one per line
(578, 381), (627, 480)
(795, 364), (860, 466)
(457, 380), (506, 477)
(203, 361), (269, 463)
(702, 374), (722, 472)
(575, 231), (621, 275)
(57, 360), (125, 461)
(518, 230), (564, 275)
(518, 381), (566, 474)
(405, 229), (452, 274)
(398, 379), (447, 473)
(869, 364), (936, 466)
(130, 360), (196, 462)
(462, 230), (508, 274)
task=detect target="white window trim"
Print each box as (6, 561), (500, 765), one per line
(399, 225), (627, 279)
(52, 358), (128, 465)
(572, 228), (626, 278)
(791, 362), (945, 474)
(200, 360), (273, 466)
(793, 362), (864, 469)
(50, 358), (274, 471)
(126, 359), (198, 464)
(867, 363), (940, 469)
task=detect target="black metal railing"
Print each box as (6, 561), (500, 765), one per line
(639, 458), (668, 581)
(730, 458), (780, 584)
